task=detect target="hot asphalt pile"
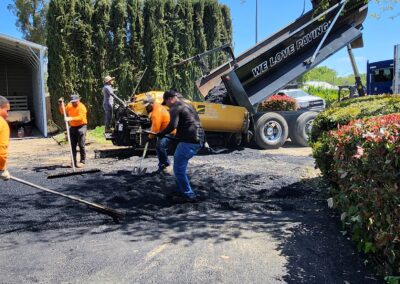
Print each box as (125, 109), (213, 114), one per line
(0, 147), (382, 283)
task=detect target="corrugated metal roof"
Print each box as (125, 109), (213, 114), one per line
(0, 34), (46, 67)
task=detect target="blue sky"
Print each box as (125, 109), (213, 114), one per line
(1, 0), (399, 76)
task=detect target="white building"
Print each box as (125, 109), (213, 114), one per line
(304, 80), (339, 90)
(0, 33), (48, 137)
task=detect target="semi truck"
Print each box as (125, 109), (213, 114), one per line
(107, 0), (368, 149)
(366, 44), (400, 95)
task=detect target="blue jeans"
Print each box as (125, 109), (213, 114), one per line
(156, 136), (170, 170)
(173, 142), (202, 198)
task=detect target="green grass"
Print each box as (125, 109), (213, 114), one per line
(87, 126), (111, 144)
(52, 126), (111, 145)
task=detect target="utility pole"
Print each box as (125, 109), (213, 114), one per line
(255, 0), (258, 44)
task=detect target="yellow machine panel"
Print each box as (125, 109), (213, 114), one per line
(130, 91), (249, 134)
(191, 102), (248, 133)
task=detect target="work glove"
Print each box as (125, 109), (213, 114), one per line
(0, 170), (11, 181)
(148, 134), (156, 140)
(64, 117), (73, 122)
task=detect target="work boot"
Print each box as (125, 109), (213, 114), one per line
(76, 162), (85, 168)
(162, 165), (173, 175)
(171, 195), (199, 203)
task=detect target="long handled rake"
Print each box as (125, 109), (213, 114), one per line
(11, 176), (125, 222)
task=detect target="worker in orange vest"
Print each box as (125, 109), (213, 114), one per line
(59, 94), (88, 168)
(143, 96), (175, 174)
(0, 95), (11, 181)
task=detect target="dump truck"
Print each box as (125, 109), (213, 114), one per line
(108, 0), (368, 149)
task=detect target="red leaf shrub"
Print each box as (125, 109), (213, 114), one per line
(326, 113), (400, 275)
(258, 94), (297, 111)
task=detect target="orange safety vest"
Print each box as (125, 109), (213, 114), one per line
(59, 102), (88, 127)
(0, 117), (10, 171)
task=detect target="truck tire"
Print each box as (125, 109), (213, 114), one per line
(289, 111), (318, 147)
(254, 112), (288, 149)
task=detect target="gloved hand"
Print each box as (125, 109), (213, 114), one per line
(148, 134), (156, 140)
(0, 170), (11, 181)
(64, 117), (73, 122)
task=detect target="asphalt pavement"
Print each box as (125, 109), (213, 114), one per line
(0, 139), (382, 283)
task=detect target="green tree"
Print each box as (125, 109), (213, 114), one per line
(127, 0), (145, 94)
(92, 0), (112, 125)
(109, 0), (132, 100)
(47, 0), (76, 126)
(203, 0), (224, 69)
(142, 0), (169, 91)
(7, 0), (48, 44)
(174, 0), (196, 99)
(72, 0), (98, 126)
(300, 66), (339, 85)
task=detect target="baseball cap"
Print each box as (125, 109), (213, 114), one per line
(70, 94), (80, 102)
(162, 89), (180, 105)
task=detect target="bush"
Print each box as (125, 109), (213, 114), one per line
(303, 86), (339, 108)
(310, 95), (400, 144)
(258, 94), (297, 111)
(322, 114), (400, 276)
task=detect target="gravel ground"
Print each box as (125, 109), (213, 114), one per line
(0, 139), (382, 283)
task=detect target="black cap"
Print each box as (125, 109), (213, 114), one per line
(162, 89), (179, 105)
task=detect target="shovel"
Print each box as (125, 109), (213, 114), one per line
(133, 141), (149, 175)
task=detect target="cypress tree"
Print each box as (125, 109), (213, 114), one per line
(72, 0), (96, 126)
(109, 0), (131, 100)
(203, 0), (223, 70)
(175, 0), (196, 99)
(47, 0), (233, 127)
(127, 0), (145, 94)
(92, 0), (112, 125)
(142, 0), (169, 91)
(47, 0), (76, 126)
(220, 5), (232, 46)
(165, 0), (182, 91)
(192, 0), (207, 100)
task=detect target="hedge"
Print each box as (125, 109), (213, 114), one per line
(310, 95), (400, 144)
(322, 114), (400, 276)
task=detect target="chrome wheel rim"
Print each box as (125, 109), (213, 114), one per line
(262, 121), (282, 142)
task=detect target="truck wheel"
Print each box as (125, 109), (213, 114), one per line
(289, 111), (318, 147)
(254, 112), (288, 149)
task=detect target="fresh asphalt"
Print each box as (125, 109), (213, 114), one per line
(0, 141), (382, 283)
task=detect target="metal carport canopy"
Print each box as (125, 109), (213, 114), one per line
(0, 33), (48, 137)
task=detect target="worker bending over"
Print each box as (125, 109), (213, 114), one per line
(143, 96), (175, 174)
(0, 96), (11, 181)
(59, 94), (88, 168)
(157, 90), (205, 200)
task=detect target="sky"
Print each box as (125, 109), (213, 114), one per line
(0, 0), (399, 77)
